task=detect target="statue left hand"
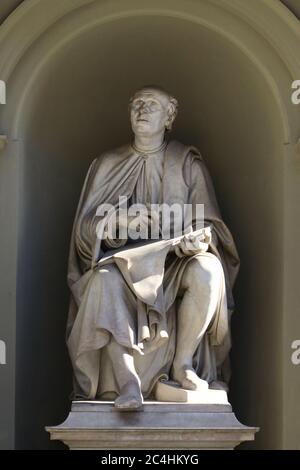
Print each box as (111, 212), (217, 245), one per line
(174, 229), (211, 258)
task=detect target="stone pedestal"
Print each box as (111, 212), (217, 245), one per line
(46, 401), (258, 450)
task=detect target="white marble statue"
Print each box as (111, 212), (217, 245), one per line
(66, 86), (239, 409)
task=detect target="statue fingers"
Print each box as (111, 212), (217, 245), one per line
(198, 242), (209, 252)
(174, 245), (185, 258)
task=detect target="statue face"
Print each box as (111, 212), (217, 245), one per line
(130, 89), (170, 137)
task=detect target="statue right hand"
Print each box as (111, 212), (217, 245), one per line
(106, 211), (152, 241)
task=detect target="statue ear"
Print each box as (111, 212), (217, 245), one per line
(165, 118), (172, 131)
(166, 98), (178, 130)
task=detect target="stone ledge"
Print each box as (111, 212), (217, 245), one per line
(46, 401), (258, 450)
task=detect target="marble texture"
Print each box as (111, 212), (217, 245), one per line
(67, 86), (239, 408)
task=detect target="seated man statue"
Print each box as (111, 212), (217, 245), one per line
(66, 85), (239, 409)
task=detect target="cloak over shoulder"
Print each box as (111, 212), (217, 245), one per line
(66, 140), (240, 397)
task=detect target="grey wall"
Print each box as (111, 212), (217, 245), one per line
(0, 0), (23, 25)
(11, 15), (285, 449)
(0, 141), (19, 449)
(281, 0), (300, 19)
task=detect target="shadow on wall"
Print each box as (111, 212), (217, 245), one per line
(15, 14), (283, 449)
(0, 0), (24, 25)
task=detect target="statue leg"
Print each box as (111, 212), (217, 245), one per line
(92, 265), (143, 409)
(172, 255), (223, 391)
(106, 339), (143, 409)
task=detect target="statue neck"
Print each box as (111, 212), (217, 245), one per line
(133, 133), (165, 154)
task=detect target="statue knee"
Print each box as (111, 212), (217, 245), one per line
(182, 255), (223, 291)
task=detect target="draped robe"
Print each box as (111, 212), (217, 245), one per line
(67, 140), (240, 399)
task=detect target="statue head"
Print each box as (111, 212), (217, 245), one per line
(129, 86), (178, 138)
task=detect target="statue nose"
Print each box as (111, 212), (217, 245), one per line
(138, 104), (150, 113)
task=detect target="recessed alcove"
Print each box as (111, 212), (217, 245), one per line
(1, 0), (299, 449)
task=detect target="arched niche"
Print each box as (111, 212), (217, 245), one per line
(0, 0), (299, 449)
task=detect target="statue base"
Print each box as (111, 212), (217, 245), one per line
(46, 401), (258, 450)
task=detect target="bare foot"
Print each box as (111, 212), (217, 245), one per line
(114, 380), (143, 410)
(172, 365), (209, 391)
